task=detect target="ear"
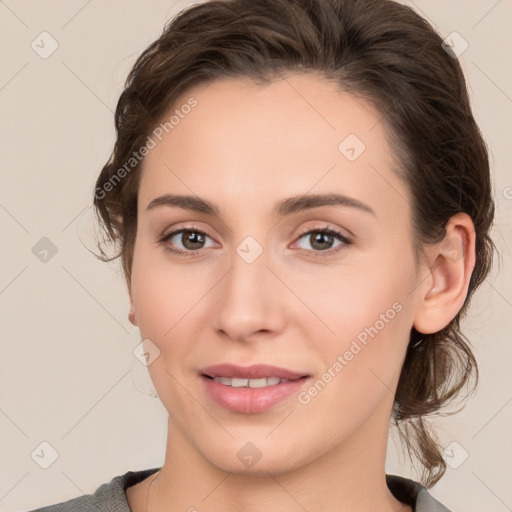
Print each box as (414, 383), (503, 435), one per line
(128, 299), (138, 326)
(413, 212), (476, 335)
(126, 279), (138, 327)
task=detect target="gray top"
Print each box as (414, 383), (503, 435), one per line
(27, 468), (452, 512)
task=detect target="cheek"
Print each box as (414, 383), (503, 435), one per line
(328, 240), (415, 342)
(294, 261), (412, 348)
(131, 257), (204, 414)
(302, 256), (415, 409)
(297, 298), (412, 442)
(131, 244), (200, 336)
(130, 247), (215, 381)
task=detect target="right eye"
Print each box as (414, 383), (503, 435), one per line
(159, 226), (217, 257)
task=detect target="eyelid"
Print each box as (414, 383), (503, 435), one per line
(160, 223), (213, 240)
(294, 223), (352, 243)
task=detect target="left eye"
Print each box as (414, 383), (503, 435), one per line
(294, 227), (351, 253)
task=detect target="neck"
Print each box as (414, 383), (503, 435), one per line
(147, 407), (411, 512)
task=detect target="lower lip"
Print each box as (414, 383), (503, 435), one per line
(200, 375), (309, 414)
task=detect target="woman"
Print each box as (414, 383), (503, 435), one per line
(30, 0), (496, 510)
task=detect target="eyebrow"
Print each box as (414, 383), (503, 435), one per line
(146, 192), (376, 217)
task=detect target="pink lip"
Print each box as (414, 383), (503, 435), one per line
(199, 364), (310, 414)
(199, 363), (308, 380)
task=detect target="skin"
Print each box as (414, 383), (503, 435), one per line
(124, 72), (476, 512)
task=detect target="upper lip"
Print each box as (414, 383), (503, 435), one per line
(200, 363), (309, 380)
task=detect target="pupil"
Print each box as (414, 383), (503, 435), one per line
(185, 232), (204, 249)
(312, 232), (332, 250)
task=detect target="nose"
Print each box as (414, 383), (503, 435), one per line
(212, 242), (286, 343)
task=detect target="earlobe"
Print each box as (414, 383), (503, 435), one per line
(128, 299), (138, 326)
(413, 213), (476, 334)
(126, 277), (138, 326)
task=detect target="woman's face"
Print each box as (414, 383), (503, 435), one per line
(129, 72), (424, 474)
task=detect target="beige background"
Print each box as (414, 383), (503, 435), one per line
(0, 1), (511, 511)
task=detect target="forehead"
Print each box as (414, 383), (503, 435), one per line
(138, 72), (409, 220)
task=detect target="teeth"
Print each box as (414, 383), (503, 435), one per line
(212, 376), (290, 387)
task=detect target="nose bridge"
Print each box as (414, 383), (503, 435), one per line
(212, 234), (282, 340)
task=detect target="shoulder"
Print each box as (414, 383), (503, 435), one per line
(386, 474), (453, 512)
(27, 467), (161, 512)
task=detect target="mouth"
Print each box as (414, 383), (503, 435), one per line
(200, 363), (309, 380)
(201, 374), (308, 388)
(199, 363), (311, 414)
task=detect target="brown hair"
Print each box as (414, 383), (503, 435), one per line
(93, 0), (496, 487)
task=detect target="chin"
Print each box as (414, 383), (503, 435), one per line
(211, 454), (301, 477)
(197, 436), (313, 477)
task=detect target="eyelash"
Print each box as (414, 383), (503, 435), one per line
(158, 224), (353, 258)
